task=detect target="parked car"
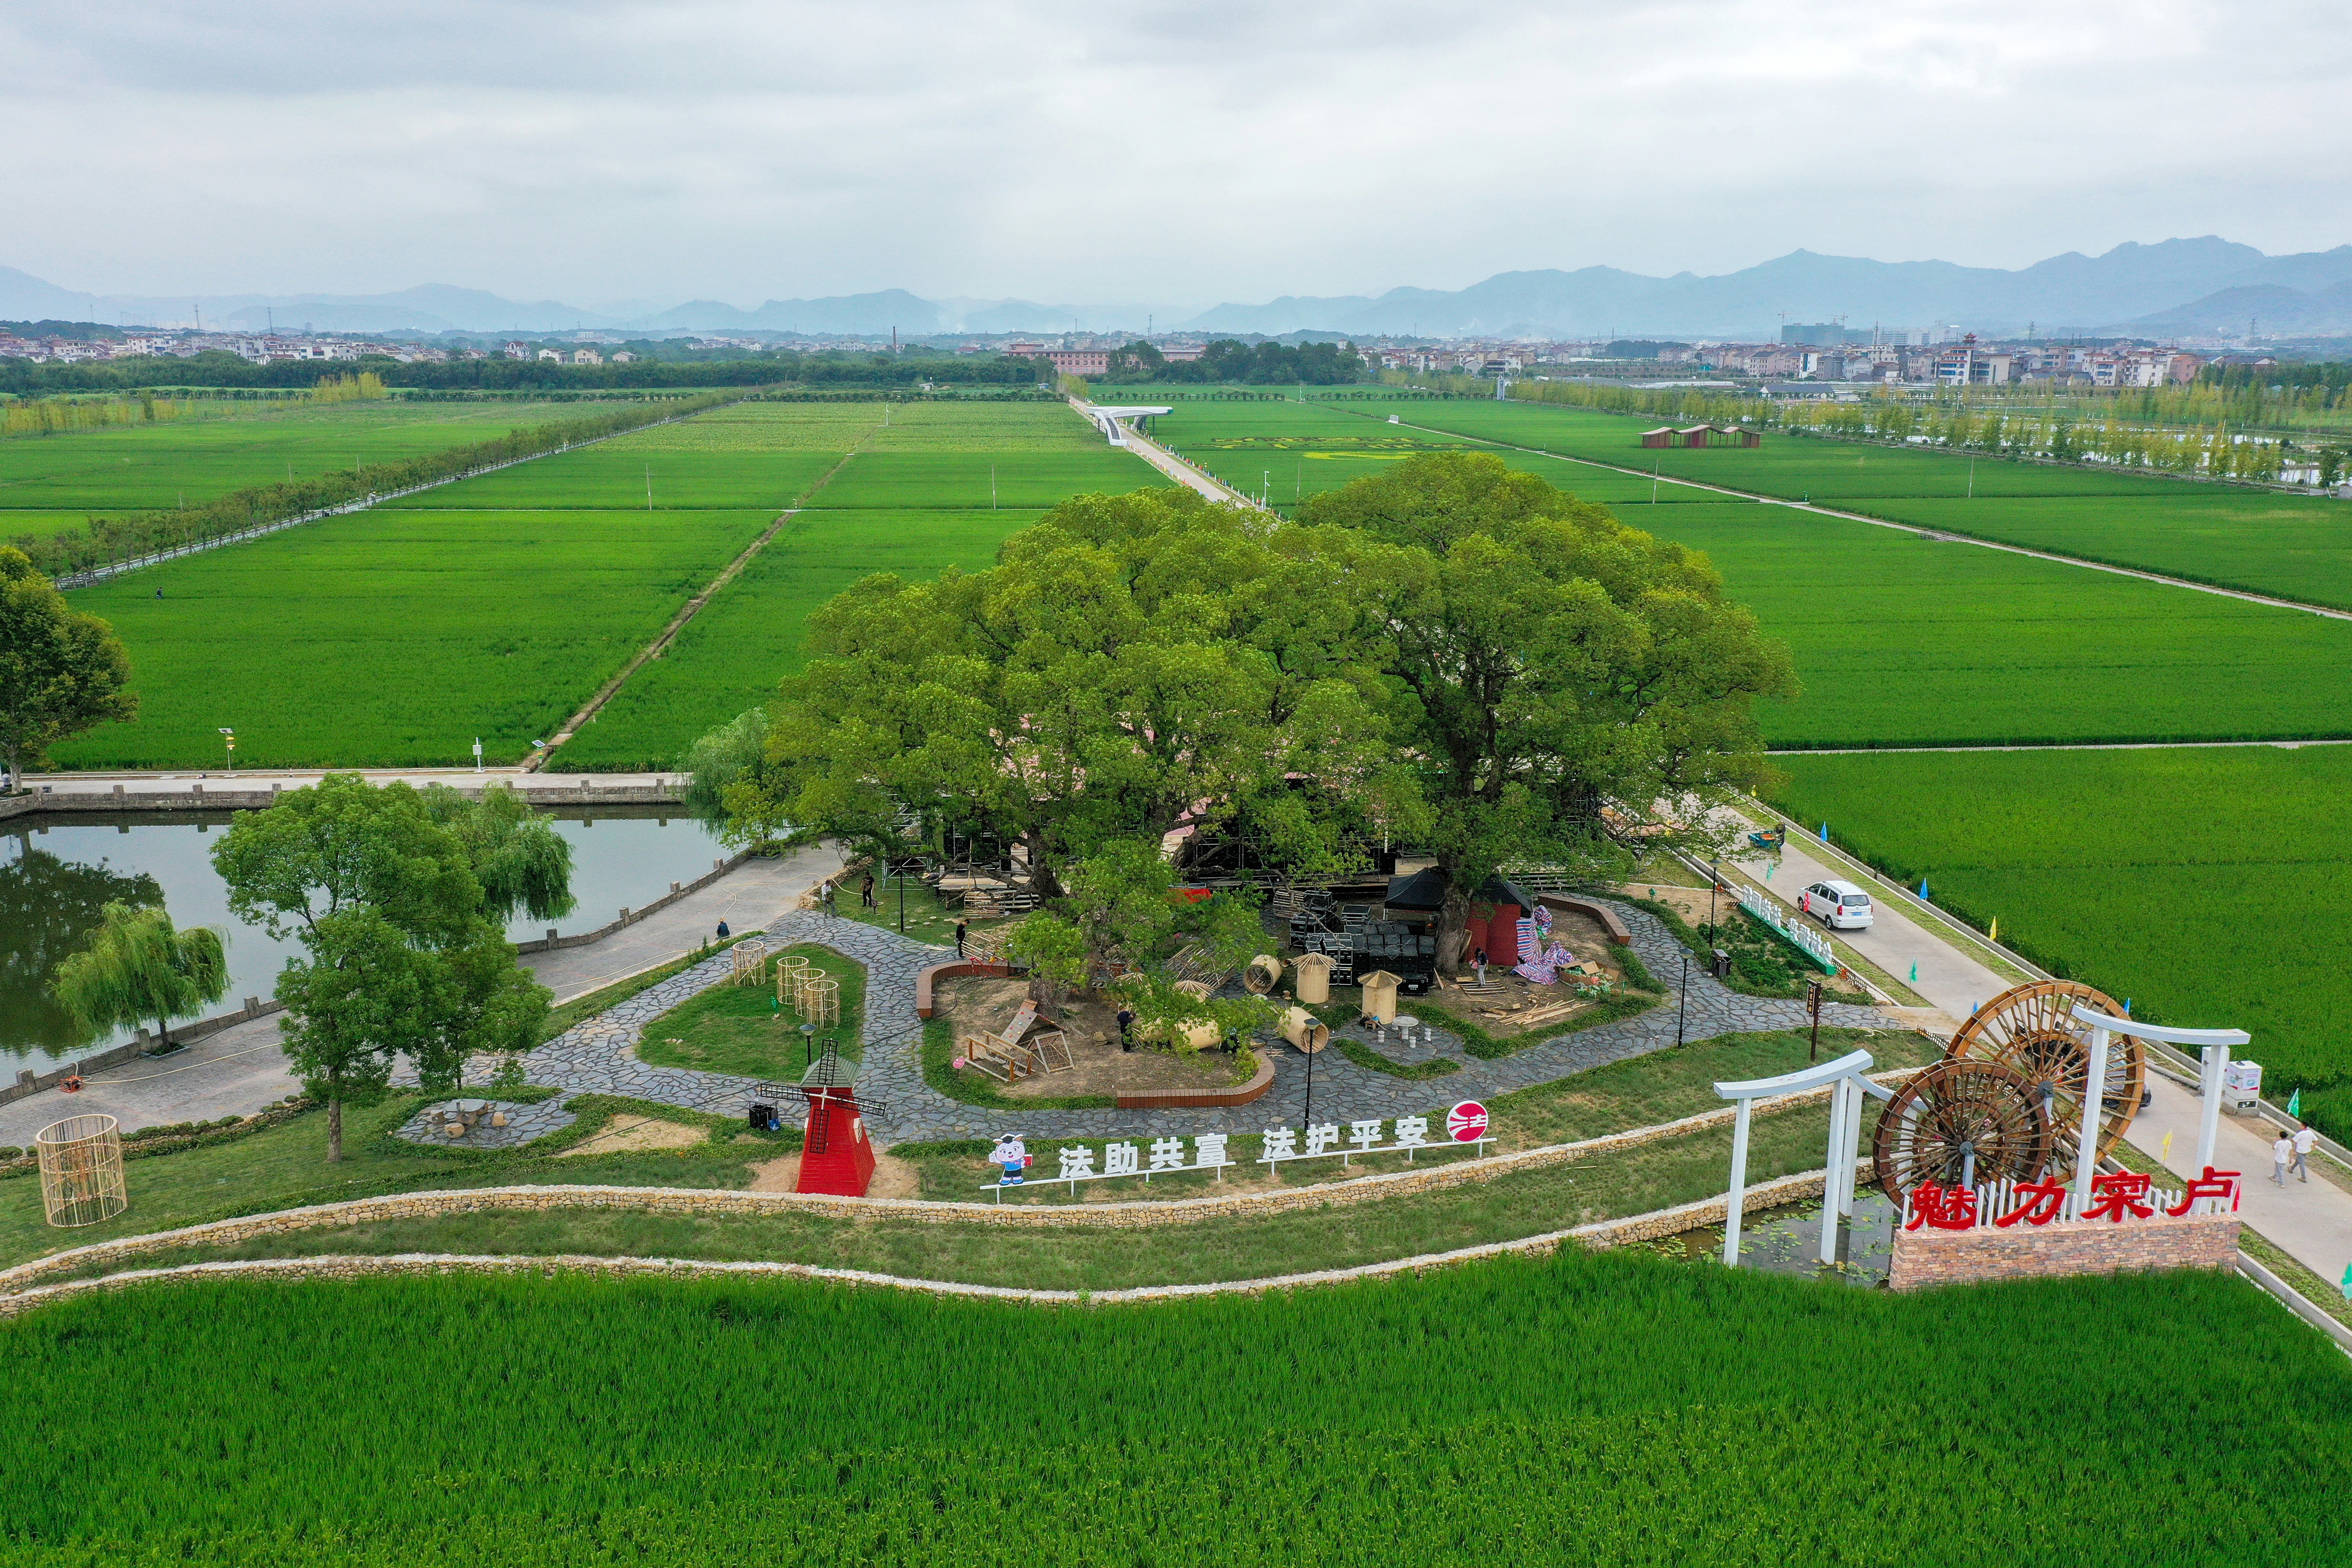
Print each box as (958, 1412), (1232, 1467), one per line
(1798, 879), (1874, 930)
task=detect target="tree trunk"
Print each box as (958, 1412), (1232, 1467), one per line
(327, 1096), (344, 1163)
(1435, 878), (1473, 973)
(154, 1013), (172, 1051)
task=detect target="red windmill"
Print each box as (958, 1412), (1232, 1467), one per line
(792, 1042), (876, 1197)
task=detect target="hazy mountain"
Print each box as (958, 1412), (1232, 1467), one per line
(12, 237), (2352, 343)
(1180, 239), (2352, 338)
(2113, 281), (2352, 338)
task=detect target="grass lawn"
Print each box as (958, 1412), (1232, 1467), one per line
(634, 942), (867, 1076)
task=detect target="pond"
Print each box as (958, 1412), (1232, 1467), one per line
(1640, 1188), (1899, 1287)
(0, 806), (731, 1074)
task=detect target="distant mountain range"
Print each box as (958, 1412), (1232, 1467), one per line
(1178, 239), (2352, 340)
(0, 269), (1081, 337)
(8, 237), (2352, 341)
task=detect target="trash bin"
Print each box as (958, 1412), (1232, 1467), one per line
(1710, 949), (1732, 980)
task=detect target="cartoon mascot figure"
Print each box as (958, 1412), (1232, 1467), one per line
(990, 1132), (1030, 1187)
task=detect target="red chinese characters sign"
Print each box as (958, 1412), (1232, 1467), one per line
(1907, 1168), (2239, 1231)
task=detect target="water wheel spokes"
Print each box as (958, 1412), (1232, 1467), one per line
(1872, 1058), (2052, 1199)
(1946, 979), (2143, 1183)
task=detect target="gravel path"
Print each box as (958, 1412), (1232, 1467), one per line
(460, 900), (1888, 1145)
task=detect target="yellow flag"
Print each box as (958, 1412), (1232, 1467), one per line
(1989, 916), (2000, 943)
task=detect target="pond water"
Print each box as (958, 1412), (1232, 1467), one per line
(0, 807), (730, 1074)
(1644, 1188), (1899, 1287)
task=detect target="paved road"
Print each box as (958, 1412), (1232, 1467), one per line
(1067, 397), (1254, 506)
(0, 842), (846, 1147)
(23, 768), (680, 793)
(1724, 829), (2352, 1295)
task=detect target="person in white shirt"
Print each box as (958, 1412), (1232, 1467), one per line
(2272, 1132), (2294, 1185)
(2293, 1125), (2318, 1182)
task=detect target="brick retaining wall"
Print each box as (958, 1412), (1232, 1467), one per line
(1888, 1212), (2242, 1290)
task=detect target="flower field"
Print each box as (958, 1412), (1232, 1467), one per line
(1770, 743), (2352, 1141)
(0, 1258), (2336, 1564)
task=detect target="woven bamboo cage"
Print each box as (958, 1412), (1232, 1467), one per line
(36, 1113), (127, 1228)
(774, 954), (810, 1003)
(731, 941), (769, 985)
(799, 977), (841, 1026)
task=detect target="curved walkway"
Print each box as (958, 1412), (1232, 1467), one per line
(492, 898), (1888, 1142)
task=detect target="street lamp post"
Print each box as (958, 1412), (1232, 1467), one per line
(217, 727), (235, 778)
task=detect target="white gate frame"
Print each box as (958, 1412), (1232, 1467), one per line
(1713, 1048), (1896, 1268)
(2067, 1005), (2250, 1213)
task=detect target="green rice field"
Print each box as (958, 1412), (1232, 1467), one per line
(0, 1258), (2335, 1565)
(49, 506), (787, 769)
(1769, 743), (2352, 1142)
(47, 397), (1162, 771)
(0, 398), (651, 539)
(1349, 395), (2352, 611)
(1138, 395), (2352, 748)
(560, 506), (1046, 768)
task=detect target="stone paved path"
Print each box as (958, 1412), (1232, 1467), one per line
(475, 899), (1888, 1145)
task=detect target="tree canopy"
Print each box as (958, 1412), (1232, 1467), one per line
(734, 487), (1412, 895)
(51, 901), (229, 1051)
(0, 547), (136, 790)
(709, 452), (1792, 974)
(212, 775), (557, 1160)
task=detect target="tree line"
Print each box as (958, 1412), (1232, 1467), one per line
(1103, 340), (1368, 385)
(0, 350), (1048, 397)
(1485, 377), (2339, 487)
(12, 388), (749, 579)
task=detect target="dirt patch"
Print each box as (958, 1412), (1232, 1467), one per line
(937, 976), (1251, 1101)
(1623, 882), (1725, 929)
(556, 1116), (710, 1158)
(744, 1149), (916, 1197)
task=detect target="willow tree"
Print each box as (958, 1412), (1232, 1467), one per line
(1300, 451), (1798, 965)
(52, 901), (229, 1052)
(723, 487), (1416, 897)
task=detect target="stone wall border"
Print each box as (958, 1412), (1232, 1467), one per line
(0, 1165), (1847, 1320)
(915, 961), (1014, 1020)
(1888, 1211), (2242, 1291)
(1116, 1054), (1275, 1109)
(0, 1070), (1924, 1298)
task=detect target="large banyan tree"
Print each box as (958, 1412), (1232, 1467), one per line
(712, 452), (1794, 966)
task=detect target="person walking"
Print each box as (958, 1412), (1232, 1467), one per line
(1117, 1007), (1135, 1052)
(2294, 1123), (2317, 1182)
(859, 871), (876, 908)
(954, 919), (968, 958)
(822, 881), (838, 917)
(2272, 1130), (2294, 1185)
(1472, 945), (1488, 986)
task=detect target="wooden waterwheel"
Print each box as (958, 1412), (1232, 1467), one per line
(1872, 1058), (2052, 1198)
(1944, 979), (2144, 1183)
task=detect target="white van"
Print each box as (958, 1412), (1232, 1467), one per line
(1798, 879), (1873, 931)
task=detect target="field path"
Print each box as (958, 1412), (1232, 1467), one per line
(1331, 400), (2352, 625)
(530, 425), (885, 768)
(1069, 395), (1258, 506)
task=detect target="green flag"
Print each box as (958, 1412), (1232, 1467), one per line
(2287, 1087), (2302, 1119)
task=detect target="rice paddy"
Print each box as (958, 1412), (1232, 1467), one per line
(0, 397), (650, 539)
(0, 1257), (2335, 1565)
(1769, 743), (2352, 1142)
(45, 396), (1164, 771)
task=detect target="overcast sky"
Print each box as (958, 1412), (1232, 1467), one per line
(6, 0), (2348, 313)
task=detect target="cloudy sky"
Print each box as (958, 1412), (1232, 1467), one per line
(6, 0), (2348, 312)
